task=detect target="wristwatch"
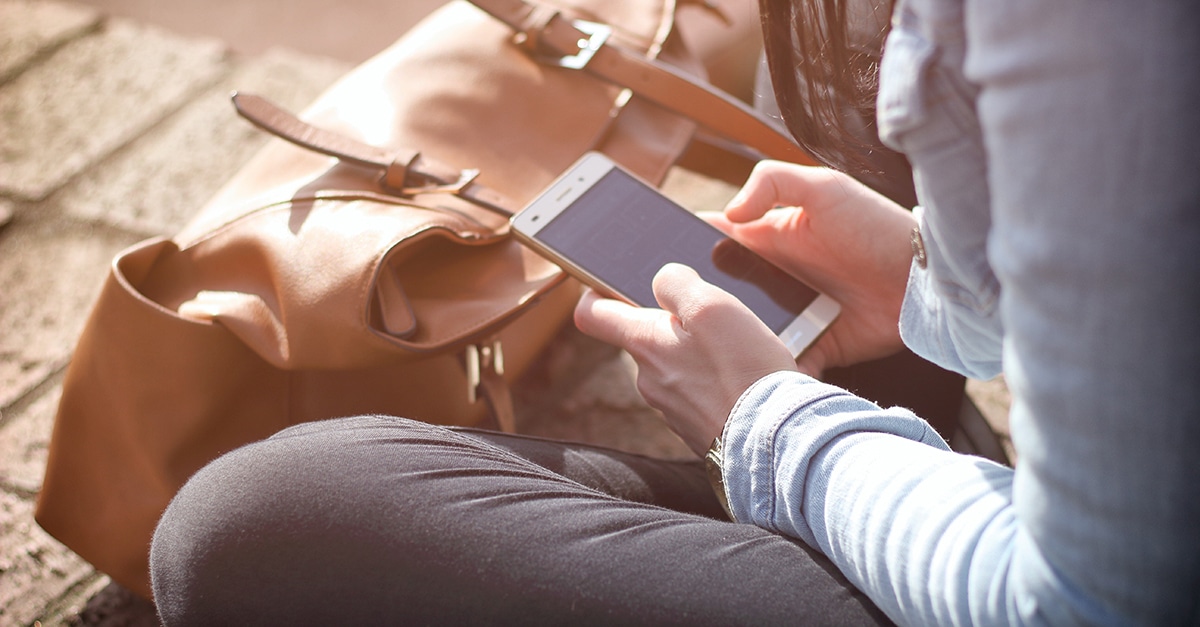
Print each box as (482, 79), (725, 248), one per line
(910, 225), (928, 269)
(705, 436), (734, 520)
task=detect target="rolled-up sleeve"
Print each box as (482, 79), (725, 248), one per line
(723, 373), (1021, 625)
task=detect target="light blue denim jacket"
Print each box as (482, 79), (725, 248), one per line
(723, 0), (1200, 624)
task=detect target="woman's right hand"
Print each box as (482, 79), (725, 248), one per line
(709, 161), (918, 376)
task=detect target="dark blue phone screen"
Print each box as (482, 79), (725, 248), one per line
(536, 168), (819, 334)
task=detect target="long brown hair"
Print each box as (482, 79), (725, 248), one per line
(758, 0), (892, 173)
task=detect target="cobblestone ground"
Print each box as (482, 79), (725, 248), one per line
(0, 1), (1011, 623)
(1, 2), (353, 622)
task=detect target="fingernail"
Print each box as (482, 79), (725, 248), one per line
(724, 187), (748, 210)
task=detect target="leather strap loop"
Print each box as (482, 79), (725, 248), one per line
(383, 150), (421, 191)
(515, 4), (561, 53)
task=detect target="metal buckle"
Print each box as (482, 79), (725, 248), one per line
(395, 168), (480, 197)
(552, 20), (612, 70)
(465, 340), (505, 404)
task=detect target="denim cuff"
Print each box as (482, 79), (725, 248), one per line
(722, 371), (950, 549)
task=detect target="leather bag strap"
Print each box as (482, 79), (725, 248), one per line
(468, 0), (816, 166)
(463, 341), (518, 433)
(478, 366), (517, 433)
(232, 93), (519, 216)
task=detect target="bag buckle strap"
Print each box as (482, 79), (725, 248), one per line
(468, 0), (814, 165)
(465, 340), (505, 405)
(513, 14), (611, 70)
(465, 340), (517, 432)
(231, 93), (517, 216)
(548, 20), (612, 70)
(395, 168), (481, 197)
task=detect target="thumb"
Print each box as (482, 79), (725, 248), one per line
(650, 263), (731, 323)
(651, 264), (781, 350)
(574, 288), (666, 353)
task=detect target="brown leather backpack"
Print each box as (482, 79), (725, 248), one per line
(36, 0), (811, 598)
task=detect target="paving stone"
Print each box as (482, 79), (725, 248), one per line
(0, 490), (97, 626)
(0, 0), (100, 84)
(0, 18), (228, 201)
(39, 574), (113, 627)
(62, 579), (158, 626)
(0, 356), (61, 417)
(0, 221), (136, 410)
(63, 47), (350, 235)
(0, 385), (58, 494)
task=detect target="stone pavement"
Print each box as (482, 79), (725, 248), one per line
(1, 1), (354, 622)
(0, 1), (1012, 624)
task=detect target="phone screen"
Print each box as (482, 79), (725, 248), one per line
(533, 168), (821, 335)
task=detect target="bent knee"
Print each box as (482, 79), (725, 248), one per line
(151, 416), (431, 618)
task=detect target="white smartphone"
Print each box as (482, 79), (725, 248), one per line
(511, 152), (840, 358)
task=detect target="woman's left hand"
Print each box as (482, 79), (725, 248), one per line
(574, 264), (798, 456)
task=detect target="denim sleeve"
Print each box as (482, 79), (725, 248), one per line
(723, 373), (1020, 626)
(899, 207), (1003, 381)
(724, 0), (1200, 624)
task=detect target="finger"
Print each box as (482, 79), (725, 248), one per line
(700, 209), (785, 256)
(697, 211), (811, 291)
(722, 160), (801, 222)
(697, 210), (735, 238)
(723, 161), (840, 224)
(574, 288), (666, 352)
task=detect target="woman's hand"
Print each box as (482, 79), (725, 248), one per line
(710, 161), (917, 376)
(575, 265), (798, 456)
(573, 161), (916, 454)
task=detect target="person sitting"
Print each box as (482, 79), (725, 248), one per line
(149, 0), (1200, 624)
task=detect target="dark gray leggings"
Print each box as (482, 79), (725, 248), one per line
(150, 415), (891, 625)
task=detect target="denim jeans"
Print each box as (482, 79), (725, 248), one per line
(150, 415), (890, 625)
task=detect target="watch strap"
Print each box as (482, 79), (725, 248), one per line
(704, 436), (734, 520)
